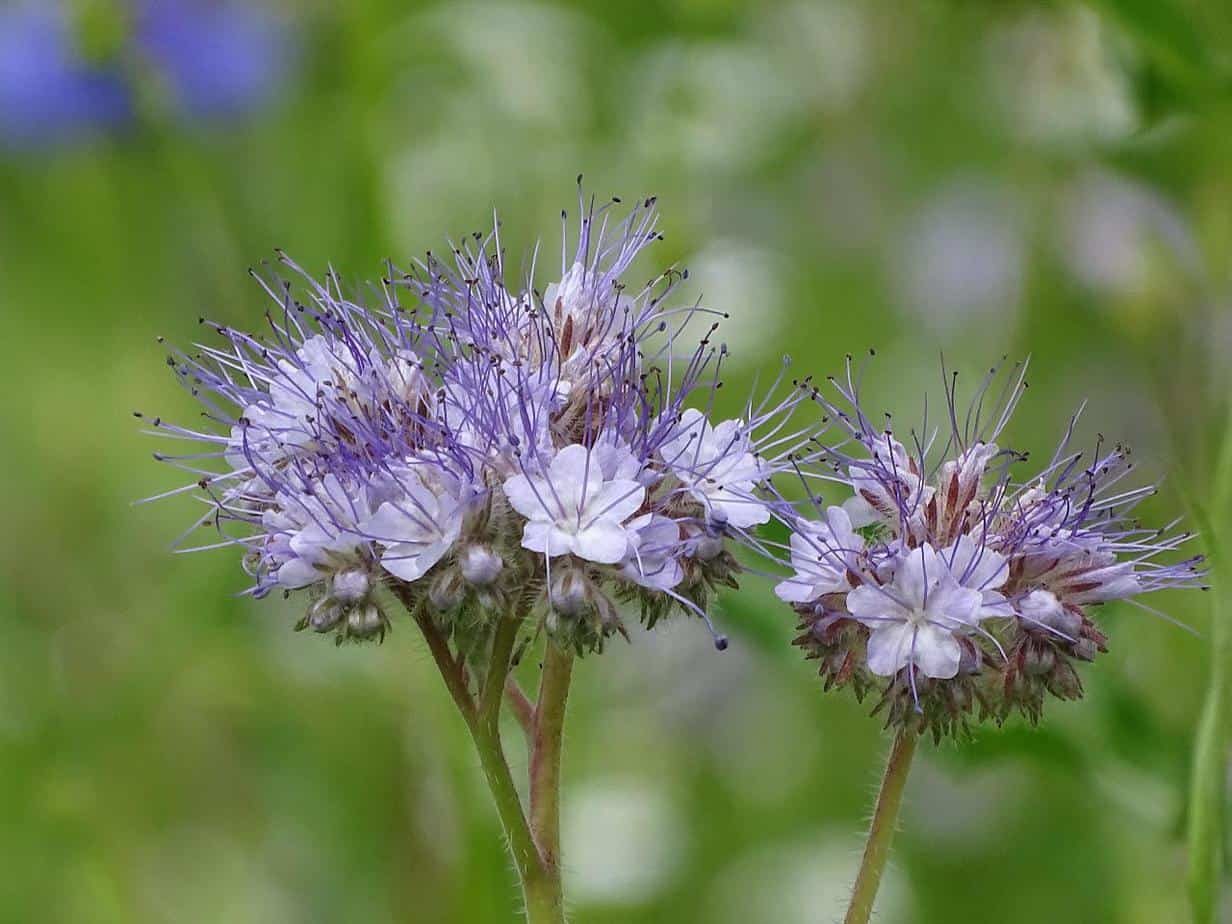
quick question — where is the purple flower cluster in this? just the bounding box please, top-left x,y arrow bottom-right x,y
146,193 -> 823,651
774,357 -> 1204,737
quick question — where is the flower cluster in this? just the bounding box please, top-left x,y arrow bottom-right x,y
774,357 -> 1204,739
144,192 -> 823,657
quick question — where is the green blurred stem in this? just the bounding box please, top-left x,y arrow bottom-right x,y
1187,426 -> 1232,924
1186,402 -> 1232,924
844,730 -> 918,924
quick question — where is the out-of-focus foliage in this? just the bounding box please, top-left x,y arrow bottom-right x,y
1,1 -> 1229,921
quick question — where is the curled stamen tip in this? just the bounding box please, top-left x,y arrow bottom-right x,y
713,635 -> 729,651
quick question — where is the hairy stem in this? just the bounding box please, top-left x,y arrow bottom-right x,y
394,586 -> 562,923
505,677 -> 536,741
528,641 -> 575,918
468,716 -> 558,922
480,614 -> 521,732
844,730 -> 918,924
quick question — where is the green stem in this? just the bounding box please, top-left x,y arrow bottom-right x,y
1188,552 -> 1230,923
528,641 -> 574,918
844,730 -> 918,924
468,715 -> 559,922
1186,405 -> 1232,924
393,587 -> 563,923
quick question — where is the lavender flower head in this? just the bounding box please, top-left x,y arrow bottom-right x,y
143,190 -> 825,656
774,357 -> 1203,739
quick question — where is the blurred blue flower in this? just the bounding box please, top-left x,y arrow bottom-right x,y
0,0 -> 294,150
135,0 -> 291,119
0,5 -> 131,147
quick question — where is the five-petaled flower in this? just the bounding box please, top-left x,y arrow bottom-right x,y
504,444 -> 646,564
658,409 -> 769,529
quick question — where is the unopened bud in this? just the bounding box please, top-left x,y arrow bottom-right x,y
309,597 -> 344,632
347,604 -> 386,639
958,639 -> 983,674
332,569 -> 370,604
691,534 -> 724,561
1023,645 -> 1055,676
429,569 -> 466,611
1071,637 -> 1099,662
459,545 -> 503,586
1019,589 -> 1083,638
1047,660 -> 1084,700
593,590 -> 620,628
550,569 -> 589,616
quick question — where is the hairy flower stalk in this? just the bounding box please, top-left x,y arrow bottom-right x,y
769,356 -> 1205,922
140,188 -> 826,921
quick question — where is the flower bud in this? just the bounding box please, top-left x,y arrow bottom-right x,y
331,569 -> 370,604
308,597 -> 344,632
429,568 -> 466,611
550,569 -> 589,616
459,544 -> 503,586
593,589 -> 621,629
1071,637 -> 1099,662
1046,659 -> 1084,700
957,638 -> 983,674
691,533 -> 724,561
347,603 -> 386,639
1023,645 -> 1055,676
1019,589 -> 1083,638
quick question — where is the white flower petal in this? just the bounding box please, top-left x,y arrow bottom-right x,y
585,479 -> 645,525
503,473 -> 548,519
866,622 -> 913,676
924,579 -> 983,628
847,585 -> 910,627
774,577 -> 822,603
895,543 -> 942,606
574,520 -> 633,564
710,489 -> 770,528
276,558 -> 321,589
912,624 -> 962,679
945,534 -> 1008,591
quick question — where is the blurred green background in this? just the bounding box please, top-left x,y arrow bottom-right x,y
2,0 -> 1230,921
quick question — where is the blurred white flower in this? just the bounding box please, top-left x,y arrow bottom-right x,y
385,1 -> 593,245
1059,169 -> 1200,298
629,40 -> 801,172
986,7 -> 1136,148
562,777 -> 684,907
416,1 -> 590,127
687,240 -> 786,365
905,758 -> 1027,849
762,0 -> 870,113
709,833 -> 912,924
891,177 -> 1024,335
711,680 -> 822,807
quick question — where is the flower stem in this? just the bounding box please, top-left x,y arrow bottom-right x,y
1187,549 -> 1230,923
1185,405 -> 1232,923
528,641 -> 574,919
392,586 -> 565,923
844,729 -> 918,924
468,708 -> 552,914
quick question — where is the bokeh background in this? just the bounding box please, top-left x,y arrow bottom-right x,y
2,0 -> 1230,921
